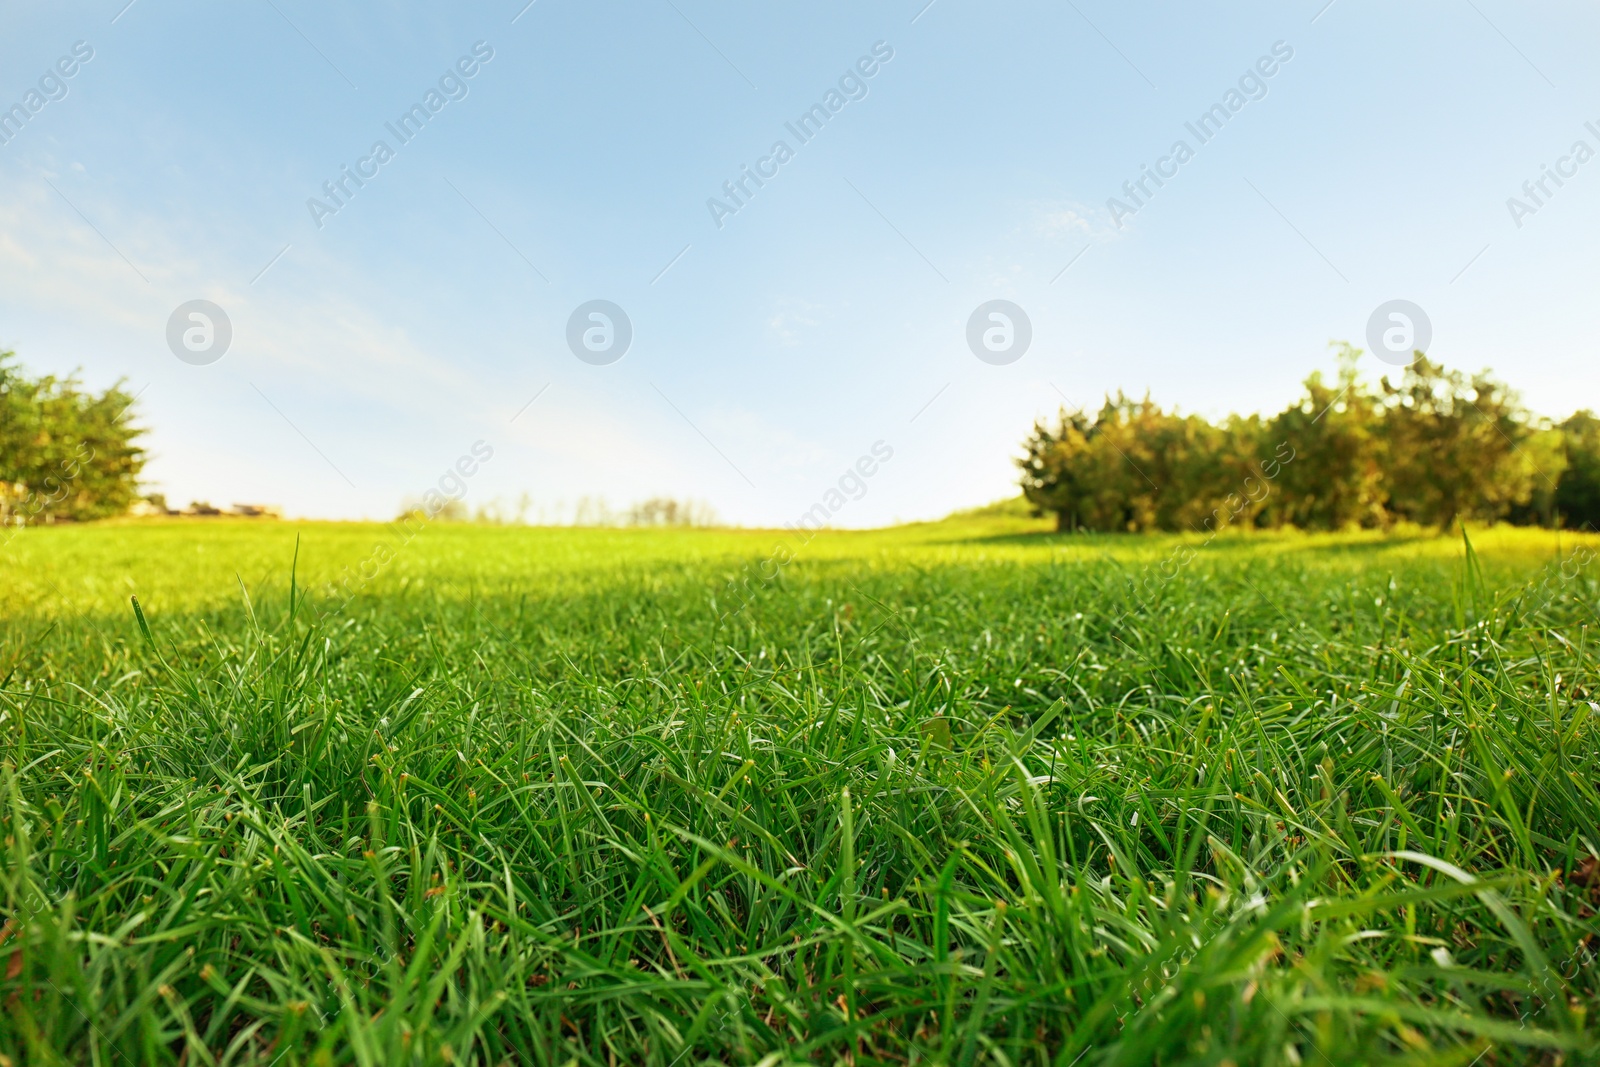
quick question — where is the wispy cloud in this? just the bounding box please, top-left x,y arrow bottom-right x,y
767,297 -> 822,348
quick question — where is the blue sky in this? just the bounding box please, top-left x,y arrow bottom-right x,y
3,0 -> 1598,525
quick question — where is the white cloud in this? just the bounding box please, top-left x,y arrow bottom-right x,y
1037,206 -> 1093,236
766,297 -> 822,348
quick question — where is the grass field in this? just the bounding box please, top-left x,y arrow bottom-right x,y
2,510 -> 1598,1065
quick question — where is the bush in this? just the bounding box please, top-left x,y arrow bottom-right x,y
1020,344 -> 1588,532
0,351 -> 146,525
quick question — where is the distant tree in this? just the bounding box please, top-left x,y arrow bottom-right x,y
1150,409 -> 1259,533
397,498 -> 467,523
626,497 -> 719,528
1378,358 -> 1534,528
1016,346 -> 1564,535
1020,397 -> 1259,533
1555,411 -> 1600,530
1021,398 -> 1169,532
1018,407 -> 1093,531
1504,426 -> 1569,528
572,496 -> 619,527
1263,344 -> 1386,529
0,351 -> 145,525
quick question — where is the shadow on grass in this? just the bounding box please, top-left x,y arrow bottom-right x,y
939,529 -> 1441,554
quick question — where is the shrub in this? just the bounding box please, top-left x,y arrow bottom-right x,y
1020,344 -> 1587,532
0,351 -> 145,525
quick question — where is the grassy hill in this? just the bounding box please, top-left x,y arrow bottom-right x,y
2,516 -> 1597,1063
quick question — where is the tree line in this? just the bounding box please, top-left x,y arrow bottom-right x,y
7,343 -> 1599,535
1018,344 -> 1600,533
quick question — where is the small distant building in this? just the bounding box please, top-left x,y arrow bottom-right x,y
230,503 -> 283,518
130,493 -> 179,517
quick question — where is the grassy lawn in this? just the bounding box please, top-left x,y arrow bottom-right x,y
1,513 -> 1598,1064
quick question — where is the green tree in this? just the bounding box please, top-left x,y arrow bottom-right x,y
0,351 -> 146,525
1018,406 -> 1094,531
1555,411 -> 1600,530
1074,395 -> 1166,531
1504,425 -> 1568,528
1378,358 -> 1535,528
1019,397 -> 1257,533
1263,344 -> 1386,529
1016,346 -> 1566,535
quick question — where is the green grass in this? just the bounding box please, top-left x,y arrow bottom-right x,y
1,513 -> 1598,1065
